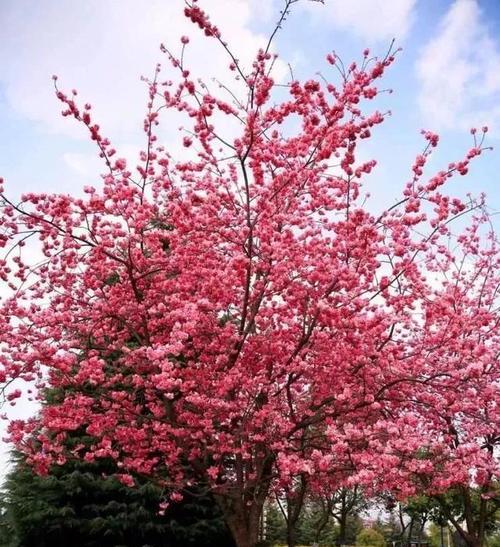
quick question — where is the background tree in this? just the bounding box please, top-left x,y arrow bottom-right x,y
430,486 -> 499,547
260,502 -> 287,545
429,523 -> 452,547
356,527 -> 387,547
379,502 -> 407,546
401,496 -> 434,545
384,488 -> 499,547
307,486 -> 367,545
0,449 -> 235,547
1,385 -> 234,547
274,473 -> 309,547
263,496 -> 350,547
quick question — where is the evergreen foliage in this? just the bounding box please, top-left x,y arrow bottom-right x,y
0,451 -> 234,547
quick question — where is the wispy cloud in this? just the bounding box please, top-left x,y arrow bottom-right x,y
416,0 -> 500,133
0,0 -> 275,143
301,0 -> 417,43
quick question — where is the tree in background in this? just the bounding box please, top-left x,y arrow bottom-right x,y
261,502 -> 287,545
384,488 -> 499,547
356,527 -> 387,547
430,486 -> 499,547
0,1 -> 498,546
308,486 -> 367,545
0,449 -> 235,547
274,473 -> 309,547
402,496 -> 434,545
0,388 -> 234,547
262,496 -> 361,547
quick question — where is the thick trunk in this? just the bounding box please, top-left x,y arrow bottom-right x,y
462,532 -> 483,547
214,450 -> 274,547
452,530 -> 483,547
439,497 -> 484,547
227,518 -> 259,547
223,504 -> 261,547
216,478 -> 271,547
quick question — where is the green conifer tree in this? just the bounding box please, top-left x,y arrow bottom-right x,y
0,450 -> 235,547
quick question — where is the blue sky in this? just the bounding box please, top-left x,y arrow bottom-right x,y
0,0 -> 499,477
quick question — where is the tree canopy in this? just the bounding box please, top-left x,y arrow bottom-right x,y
0,2 -> 498,547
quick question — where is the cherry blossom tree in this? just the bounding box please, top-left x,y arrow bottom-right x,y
399,290 -> 500,547
380,210 -> 500,547
0,2 -> 498,546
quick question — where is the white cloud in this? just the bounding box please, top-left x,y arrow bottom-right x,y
63,152 -> 103,178
301,0 -> 417,43
416,0 -> 500,133
0,0 -> 278,144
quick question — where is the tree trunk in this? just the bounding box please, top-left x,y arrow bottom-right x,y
286,525 -> 297,547
285,474 -> 307,547
451,529 -> 483,547
223,502 -> 262,547
314,507 -> 330,544
408,517 -> 415,545
436,494 -> 484,547
338,505 -> 347,544
418,518 -> 427,545
214,449 -> 274,547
